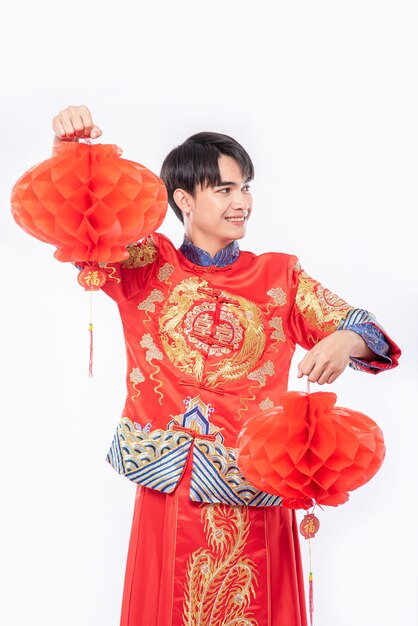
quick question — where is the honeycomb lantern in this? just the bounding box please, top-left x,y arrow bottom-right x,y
11,141 -> 168,263
236,391 -> 385,509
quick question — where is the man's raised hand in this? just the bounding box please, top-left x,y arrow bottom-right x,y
52,105 -> 102,142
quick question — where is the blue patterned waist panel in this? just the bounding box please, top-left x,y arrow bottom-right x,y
106,417 -> 282,507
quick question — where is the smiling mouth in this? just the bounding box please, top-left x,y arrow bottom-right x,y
225,211 -> 249,222
225,216 -> 247,222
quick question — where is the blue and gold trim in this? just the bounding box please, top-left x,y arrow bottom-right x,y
106,419 -> 193,493
337,307 -> 392,371
106,413 -> 282,507
191,441 -> 282,506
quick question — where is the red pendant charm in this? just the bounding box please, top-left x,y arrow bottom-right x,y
77,267 -> 107,291
300,514 -> 320,539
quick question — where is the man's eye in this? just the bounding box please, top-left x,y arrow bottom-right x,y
218,187 -> 230,193
243,185 -> 251,192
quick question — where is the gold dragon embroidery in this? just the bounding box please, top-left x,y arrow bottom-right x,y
121,237 -> 158,268
159,277 -> 265,388
295,271 -> 352,332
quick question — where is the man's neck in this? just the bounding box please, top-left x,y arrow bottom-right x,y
180,235 -> 240,268
183,234 -> 233,257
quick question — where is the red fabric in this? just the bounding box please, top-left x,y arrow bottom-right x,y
98,233 -> 400,625
101,233 -> 400,454
121,451 -> 307,626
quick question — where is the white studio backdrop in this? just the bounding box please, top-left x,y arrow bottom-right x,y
0,1 -> 416,625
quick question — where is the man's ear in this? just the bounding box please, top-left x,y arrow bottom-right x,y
173,188 -> 193,218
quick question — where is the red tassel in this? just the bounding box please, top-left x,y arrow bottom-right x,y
89,322 -> 93,377
309,570 -> 314,626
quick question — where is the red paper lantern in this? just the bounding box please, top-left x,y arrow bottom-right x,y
11,141 -> 167,263
236,391 -> 385,509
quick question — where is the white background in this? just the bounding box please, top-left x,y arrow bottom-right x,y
1,1 -> 416,625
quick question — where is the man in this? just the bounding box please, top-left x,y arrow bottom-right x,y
53,105 -> 400,626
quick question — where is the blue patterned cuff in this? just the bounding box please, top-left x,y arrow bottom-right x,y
337,308 -> 392,372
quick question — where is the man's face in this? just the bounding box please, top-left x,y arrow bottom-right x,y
180,155 -> 253,255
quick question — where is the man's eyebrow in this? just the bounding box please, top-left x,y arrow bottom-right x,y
215,180 -> 236,187
215,177 -> 252,187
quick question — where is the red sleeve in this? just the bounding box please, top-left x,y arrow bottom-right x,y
286,257 -> 401,371
287,257 -> 353,349
94,235 -> 159,303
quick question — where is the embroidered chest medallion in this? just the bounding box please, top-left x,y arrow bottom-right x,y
159,277 -> 265,388
184,302 -> 244,356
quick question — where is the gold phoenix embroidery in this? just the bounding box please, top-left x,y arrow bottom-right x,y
159,277 -> 266,388
140,333 -> 164,404
183,505 -> 258,626
295,271 -> 352,332
122,238 -> 158,268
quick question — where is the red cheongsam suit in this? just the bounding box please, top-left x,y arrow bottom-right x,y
101,233 -> 400,626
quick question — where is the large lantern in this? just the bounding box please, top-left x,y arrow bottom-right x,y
11,141 -> 167,264
236,391 -> 385,509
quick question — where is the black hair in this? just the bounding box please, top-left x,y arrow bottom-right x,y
160,131 -> 254,223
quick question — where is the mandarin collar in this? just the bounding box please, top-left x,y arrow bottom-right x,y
179,235 -> 240,268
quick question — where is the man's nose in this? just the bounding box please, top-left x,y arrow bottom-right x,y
230,191 -> 250,210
